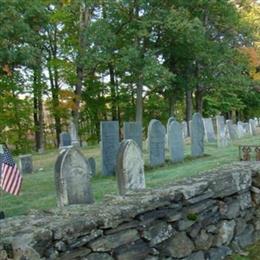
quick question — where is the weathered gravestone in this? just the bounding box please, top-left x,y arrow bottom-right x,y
216,115 -> 229,147
69,121 -> 80,147
19,154 -> 33,174
166,117 -> 176,150
123,122 -> 142,150
116,139 -> 145,195
148,119 -> 166,167
237,122 -> 245,138
181,121 -> 188,139
55,147 -> 93,207
100,121 -> 120,176
88,157 -> 96,177
59,132 -> 71,148
168,121 -> 184,162
191,113 -> 204,157
203,118 -> 216,143
226,120 -> 239,140
249,119 -> 257,136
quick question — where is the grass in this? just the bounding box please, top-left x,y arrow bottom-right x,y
1,134 -> 260,259
1,134 -> 260,217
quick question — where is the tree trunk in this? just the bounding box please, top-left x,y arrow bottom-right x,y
109,64 -> 117,120
33,69 -> 44,152
195,87 -> 204,114
136,82 -> 143,125
185,89 -> 193,136
168,93 -> 176,117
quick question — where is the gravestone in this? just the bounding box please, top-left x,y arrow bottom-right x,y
88,157 -> 96,177
181,121 -> 188,139
148,119 -> 166,167
55,147 -> 93,207
203,118 -> 216,143
165,117 -> 176,150
69,121 -> 80,147
249,119 -> 257,136
226,120 -> 239,140
216,116 -> 228,147
59,132 -> 71,148
19,154 -> 33,174
123,122 -> 142,150
237,122 -> 245,138
100,121 -> 120,176
191,113 -> 204,157
116,139 -> 145,195
168,121 -> 184,162
254,117 -> 259,127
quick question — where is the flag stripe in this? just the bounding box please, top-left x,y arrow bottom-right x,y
0,147 -> 22,196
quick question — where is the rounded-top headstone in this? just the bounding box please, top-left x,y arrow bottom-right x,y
168,121 -> 184,162
55,147 -> 94,207
148,119 -> 166,167
116,139 -> 145,195
19,154 -> 33,174
191,113 -> 204,157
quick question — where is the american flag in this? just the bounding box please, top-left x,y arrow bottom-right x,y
0,146 -> 22,196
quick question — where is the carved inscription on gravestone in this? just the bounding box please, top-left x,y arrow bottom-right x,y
148,119 -> 166,167
116,140 -> 145,195
55,147 -> 93,207
100,121 -> 120,176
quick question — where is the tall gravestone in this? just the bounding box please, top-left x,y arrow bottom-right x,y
123,122 -> 142,150
226,120 -> 239,140
166,117 -> 176,150
69,121 -> 80,147
168,121 -> 184,162
19,154 -> 33,174
181,121 -> 188,139
148,119 -> 166,167
55,147 -> 93,207
237,122 -> 245,138
191,113 -> 204,157
116,140 -> 145,195
100,121 -> 120,176
249,119 -> 257,136
216,116 -> 228,147
59,132 -> 71,148
203,118 -> 216,143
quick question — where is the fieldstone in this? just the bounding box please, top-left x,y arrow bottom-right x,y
191,113 -> 204,157
86,253 -> 113,260
116,139 -> 145,195
219,200 -> 240,219
203,118 -> 216,143
194,229 -> 213,251
238,192 -> 252,210
148,119 -> 166,167
123,122 -> 143,150
142,221 -> 174,246
235,218 -> 247,236
54,147 -> 94,207
114,239 -> 152,260
59,248 -> 91,260
215,220 -> 236,246
19,154 -> 33,174
100,121 -> 120,176
183,251 -> 205,260
235,224 -> 255,248
161,232 -> 195,258
207,246 -> 232,260
88,229 -> 139,252
168,121 -> 184,163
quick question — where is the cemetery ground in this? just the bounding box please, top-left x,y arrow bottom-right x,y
1,133 -> 260,218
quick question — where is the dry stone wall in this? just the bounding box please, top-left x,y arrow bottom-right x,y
1,162 -> 260,260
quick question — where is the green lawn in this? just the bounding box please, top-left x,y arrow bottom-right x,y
1,134 -> 260,259
1,134 -> 260,217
